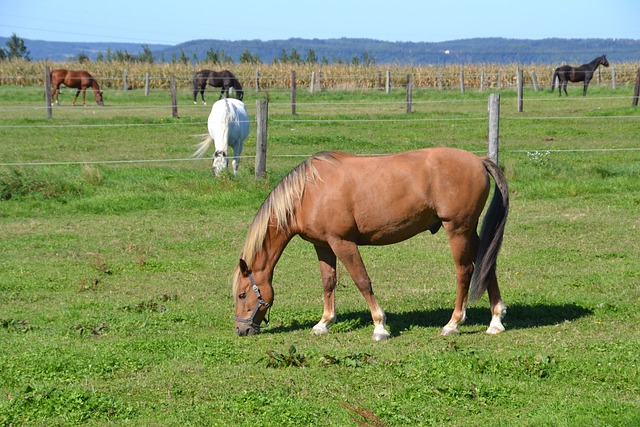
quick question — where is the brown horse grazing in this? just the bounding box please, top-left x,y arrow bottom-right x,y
50,69 -> 104,106
233,147 -> 509,340
551,54 -> 609,96
193,69 -> 243,105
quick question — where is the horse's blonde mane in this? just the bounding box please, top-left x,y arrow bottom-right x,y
232,151 -> 339,295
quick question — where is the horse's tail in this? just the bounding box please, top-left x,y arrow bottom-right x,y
469,158 -> 510,302
220,98 -> 232,146
193,134 -> 214,158
551,69 -> 558,91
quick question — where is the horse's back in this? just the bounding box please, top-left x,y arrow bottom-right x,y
207,99 -> 249,147
299,147 -> 490,244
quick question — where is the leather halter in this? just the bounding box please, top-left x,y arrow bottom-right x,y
234,272 -> 271,329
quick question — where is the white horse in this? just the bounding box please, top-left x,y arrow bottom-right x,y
193,98 -> 250,176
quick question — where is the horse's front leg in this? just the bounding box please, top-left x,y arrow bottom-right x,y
231,154 -> 240,175
72,89 -> 81,106
51,86 -> 60,106
583,79 -> 591,96
330,240 -> 390,341
311,246 -> 338,335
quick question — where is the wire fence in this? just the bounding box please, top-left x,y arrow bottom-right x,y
1,81 -> 639,168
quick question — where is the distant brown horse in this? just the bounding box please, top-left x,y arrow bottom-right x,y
232,147 -> 510,340
551,54 -> 609,96
50,69 -> 104,106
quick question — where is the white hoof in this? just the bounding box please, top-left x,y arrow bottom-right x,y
486,324 -> 505,335
372,325 -> 390,341
440,325 -> 460,336
311,324 -> 329,335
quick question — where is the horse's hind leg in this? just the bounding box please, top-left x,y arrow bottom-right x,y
311,246 -> 338,335
486,274 -> 506,334
441,230 -> 476,336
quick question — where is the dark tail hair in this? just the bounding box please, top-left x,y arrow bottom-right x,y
551,70 -> 558,91
469,158 -> 509,302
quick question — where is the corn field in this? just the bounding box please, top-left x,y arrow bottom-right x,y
1,59 -> 639,90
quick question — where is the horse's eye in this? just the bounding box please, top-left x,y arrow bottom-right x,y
238,292 -> 247,299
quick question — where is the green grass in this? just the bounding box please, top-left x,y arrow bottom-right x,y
1,84 -> 639,426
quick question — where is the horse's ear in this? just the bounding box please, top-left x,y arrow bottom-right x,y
238,259 -> 251,277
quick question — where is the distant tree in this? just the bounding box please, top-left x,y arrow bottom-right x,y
219,49 -> 233,64
96,52 -> 105,62
305,49 -> 317,64
105,47 -> 113,62
289,48 -> 301,64
3,33 -> 30,61
240,49 -> 260,64
76,52 -> 91,63
278,49 -> 289,64
360,51 -> 375,66
206,47 -> 220,64
179,49 -> 189,65
192,53 -> 198,64
137,44 -> 154,63
0,48 -> 6,60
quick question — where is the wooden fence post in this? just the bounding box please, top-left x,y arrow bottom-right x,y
385,70 -> 391,94
255,68 -> 260,92
145,72 -> 150,96
632,69 -> 640,107
406,74 -> 413,113
611,68 -> 616,90
488,93 -> 500,164
171,75 -> 179,118
44,66 -> 52,119
317,70 -> 322,92
310,71 -> 316,93
517,68 -> 523,113
255,99 -> 268,178
377,70 -> 382,90
530,70 -> 539,92
123,69 -> 129,91
437,68 -> 443,90
480,69 -> 485,91
291,70 -> 297,115
460,70 -> 465,93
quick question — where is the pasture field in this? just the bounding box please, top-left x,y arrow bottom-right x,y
1,81 -> 639,426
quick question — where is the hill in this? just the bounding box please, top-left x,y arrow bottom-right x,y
2,36 -> 639,64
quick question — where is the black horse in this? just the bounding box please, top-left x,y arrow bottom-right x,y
193,69 -> 244,104
551,54 -> 609,96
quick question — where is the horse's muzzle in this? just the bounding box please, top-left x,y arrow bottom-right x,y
235,323 -> 260,336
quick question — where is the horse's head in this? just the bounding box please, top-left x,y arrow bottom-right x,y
96,90 -> 104,106
233,259 -> 273,336
601,54 -> 609,67
212,150 -> 228,176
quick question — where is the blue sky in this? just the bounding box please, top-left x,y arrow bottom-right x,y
2,0 -> 639,45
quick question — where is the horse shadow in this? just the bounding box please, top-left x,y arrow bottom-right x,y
268,303 -> 593,336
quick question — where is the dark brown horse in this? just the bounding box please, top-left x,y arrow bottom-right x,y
232,147 -> 509,340
193,69 -> 243,104
50,69 -> 103,106
551,54 -> 609,96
